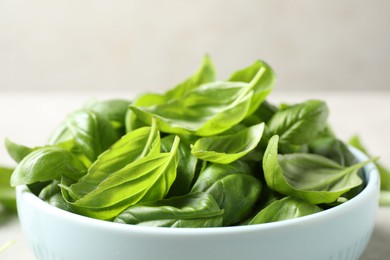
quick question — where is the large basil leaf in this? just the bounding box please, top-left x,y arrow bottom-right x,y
0,166 -> 16,212
130,67 -> 268,136
248,197 -> 323,225
268,100 -> 329,146
191,161 -> 262,225
263,135 -> 372,204
63,136 -> 180,220
161,135 -> 197,196
229,60 -> 276,117
65,109 -> 119,161
10,147 -> 87,187
69,121 -> 160,198
5,138 -> 35,163
114,192 -> 223,228
191,123 -> 264,164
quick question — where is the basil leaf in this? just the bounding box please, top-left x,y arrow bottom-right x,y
0,166 -> 16,212
38,180 -> 73,212
248,197 -> 323,225
64,136 -> 180,220
65,109 -> 119,161
69,120 -> 160,198
114,193 -> 223,228
229,60 -> 276,117
10,147 -> 87,187
164,54 -> 216,100
268,100 -> 329,146
84,99 -> 131,135
130,67 -> 268,136
263,135 -> 372,204
161,135 -> 197,197
191,123 -> 264,164
191,161 -> 262,225
4,138 -> 35,163
309,137 -> 358,166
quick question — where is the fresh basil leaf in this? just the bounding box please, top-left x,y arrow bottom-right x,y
263,135 -> 373,204
69,120 -> 160,198
0,166 -> 16,212
10,147 -> 87,187
309,137 -> 358,166
229,60 -> 276,117
161,135 -> 197,197
38,180 -> 73,212
114,192 -> 223,228
191,123 -> 264,164
268,100 -> 329,146
249,197 -> 323,225
164,54 -> 216,100
84,99 -> 131,135
191,161 -> 262,225
5,138 -> 35,163
63,136 -> 180,220
130,67 -> 267,136
65,109 -> 119,161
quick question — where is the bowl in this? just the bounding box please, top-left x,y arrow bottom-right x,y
16,148 -> 379,260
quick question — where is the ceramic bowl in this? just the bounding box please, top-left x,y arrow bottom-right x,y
16,148 -> 379,260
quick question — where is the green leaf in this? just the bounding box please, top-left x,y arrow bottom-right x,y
0,166 -> 16,212
263,135 -> 371,204
114,193 -> 224,228
69,120 -> 160,198
268,100 -> 329,146
65,109 -> 119,161
5,138 -> 35,163
248,197 -> 323,225
161,135 -> 197,197
130,67 -> 268,136
164,54 -> 216,100
191,123 -> 264,164
38,180 -> 73,212
229,60 -> 276,117
10,147 -> 87,187
64,136 -> 181,220
191,161 -> 262,225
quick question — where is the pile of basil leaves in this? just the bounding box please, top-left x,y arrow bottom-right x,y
2,56 -> 388,228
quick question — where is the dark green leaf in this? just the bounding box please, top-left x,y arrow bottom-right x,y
114,193 -> 223,228
191,161 -> 262,225
0,166 -> 16,212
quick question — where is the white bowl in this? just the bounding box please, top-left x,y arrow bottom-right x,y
16,148 -> 379,260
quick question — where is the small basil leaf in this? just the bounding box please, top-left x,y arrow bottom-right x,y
248,197 -> 323,225
0,166 -> 16,212
5,138 -> 35,163
161,135 -> 197,197
64,136 -> 180,220
70,120 -> 160,198
191,161 -> 262,225
263,135 -> 373,204
191,123 -> 264,164
38,180 -> 73,212
65,109 -> 119,161
114,193 -> 223,228
268,100 -> 329,146
229,60 -> 276,117
10,147 -> 87,187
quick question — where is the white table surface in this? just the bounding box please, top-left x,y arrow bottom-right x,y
0,91 -> 389,260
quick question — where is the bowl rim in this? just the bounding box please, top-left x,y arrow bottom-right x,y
16,147 -> 380,236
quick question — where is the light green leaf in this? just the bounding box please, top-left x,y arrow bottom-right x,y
64,136 -> 180,220
5,138 -> 35,163
114,193 -> 223,228
249,197 -> 323,225
0,166 -> 16,212
263,135 -> 372,204
191,123 -> 264,164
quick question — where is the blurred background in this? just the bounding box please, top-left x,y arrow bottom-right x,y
0,0 -> 389,93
